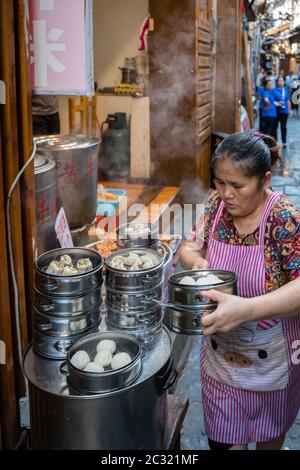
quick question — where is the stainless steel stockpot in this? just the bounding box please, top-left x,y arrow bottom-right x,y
34,286 -> 102,316
165,304 -> 216,335
33,306 -> 101,336
105,248 -> 164,292
35,248 -> 103,296
168,269 -> 237,307
61,331 -> 142,394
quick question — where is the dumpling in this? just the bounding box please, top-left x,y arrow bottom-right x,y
46,261 -> 64,275
97,340 -> 117,354
84,362 -> 104,373
206,274 -> 223,284
94,350 -> 113,367
179,276 -> 196,286
110,255 -> 127,269
128,263 -> 142,271
195,277 -> 212,286
111,352 -> 132,370
71,350 -> 90,370
61,266 -> 78,276
125,253 -> 142,266
60,255 -> 73,266
77,258 -> 93,274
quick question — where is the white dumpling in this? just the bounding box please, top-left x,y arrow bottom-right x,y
84,362 -> 104,373
111,352 -> 132,370
110,256 -> 127,268
76,258 -> 93,274
179,276 -> 196,285
46,261 -> 64,275
97,340 -> 117,354
71,350 -> 90,370
195,277 -> 212,286
125,253 -> 142,266
61,266 -> 78,276
60,255 -> 72,266
207,274 -> 223,284
128,263 -> 142,271
94,350 -> 113,367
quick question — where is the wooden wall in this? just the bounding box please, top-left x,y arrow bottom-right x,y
0,0 -> 35,449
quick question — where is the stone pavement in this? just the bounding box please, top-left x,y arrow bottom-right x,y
173,115 -> 300,450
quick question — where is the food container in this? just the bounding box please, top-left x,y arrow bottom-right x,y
34,248 -> 103,296
168,269 -> 237,307
117,222 -> 159,249
105,248 -> 164,292
165,305 -> 216,335
33,307 -> 101,336
34,287 -> 102,317
60,331 -> 142,394
105,281 -> 163,312
106,305 -> 163,330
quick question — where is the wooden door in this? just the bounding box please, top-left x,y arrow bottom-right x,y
196,0 -> 213,187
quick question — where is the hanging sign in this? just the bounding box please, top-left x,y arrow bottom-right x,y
29,0 -> 94,95
55,207 -> 74,248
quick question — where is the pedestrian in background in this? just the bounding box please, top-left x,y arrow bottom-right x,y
273,77 -> 291,147
261,78 -> 277,138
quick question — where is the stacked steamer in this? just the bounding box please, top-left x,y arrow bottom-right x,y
33,248 -> 103,359
105,223 -> 165,348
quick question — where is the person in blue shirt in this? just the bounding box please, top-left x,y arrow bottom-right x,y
257,84 -> 265,132
261,78 -> 277,139
273,77 -> 291,147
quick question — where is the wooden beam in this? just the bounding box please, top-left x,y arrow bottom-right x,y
213,0 -> 242,133
243,30 -> 254,128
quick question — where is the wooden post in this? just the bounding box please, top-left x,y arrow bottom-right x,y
213,0 -> 242,133
244,29 -> 254,128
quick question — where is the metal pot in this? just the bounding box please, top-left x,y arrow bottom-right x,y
32,323 -> 101,360
108,310 -> 164,348
24,327 -> 176,449
169,269 -> 237,307
34,287 -> 102,316
35,135 -> 100,230
33,307 -> 101,336
117,222 -> 159,249
106,305 -> 163,330
105,248 -> 164,292
35,248 -> 103,296
166,305 -> 216,335
34,153 -> 58,256
61,331 -> 142,394
105,281 -> 163,312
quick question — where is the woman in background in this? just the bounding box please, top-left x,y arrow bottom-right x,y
273,77 -> 291,147
261,78 -> 277,138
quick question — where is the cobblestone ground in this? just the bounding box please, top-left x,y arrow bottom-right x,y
175,115 -> 300,450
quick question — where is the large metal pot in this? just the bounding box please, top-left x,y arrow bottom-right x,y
105,281 -> 163,312
24,327 -> 176,450
61,331 -> 142,394
105,248 -> 164,292
106,304 -> 163,330
33,306 -> 101,337
34,287 -> 102,316
34,153 -> 58,255
32,322 -> 101,360
36,135 -> 100,230
169,269 -> 237,307
34,248 -> 103,296
117,222 -> 159,249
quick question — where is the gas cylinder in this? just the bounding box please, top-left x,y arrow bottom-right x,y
101,113 -> 130,180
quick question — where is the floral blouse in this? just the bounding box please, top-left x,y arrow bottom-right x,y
191,191 -> 300,292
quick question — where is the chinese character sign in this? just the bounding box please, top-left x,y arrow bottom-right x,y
29,0 -> 94,95
55,207 -> 74,248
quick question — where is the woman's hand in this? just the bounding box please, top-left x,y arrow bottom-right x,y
192,257 -> 209,270
200,289 -> 252,336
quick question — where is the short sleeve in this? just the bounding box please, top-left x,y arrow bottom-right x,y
272,197 -> 300,280
190,191 -> 221,248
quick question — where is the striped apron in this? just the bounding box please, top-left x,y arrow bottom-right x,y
201,191 -> 300,444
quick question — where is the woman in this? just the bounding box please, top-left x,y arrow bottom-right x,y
260,78 -> 277,138
273,77 -> 291,147
180,132 -> 300,450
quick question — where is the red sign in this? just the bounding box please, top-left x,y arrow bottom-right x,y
55,207 -> 74,248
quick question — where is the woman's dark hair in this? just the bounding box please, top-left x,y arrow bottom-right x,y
276,76 -> 285,87
211,132 -> 281,182
263,77 -> 272,88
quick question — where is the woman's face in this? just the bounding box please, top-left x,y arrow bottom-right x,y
265,81 -> 273,91
214,159 -> 270,217
278,77 -> 284,88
